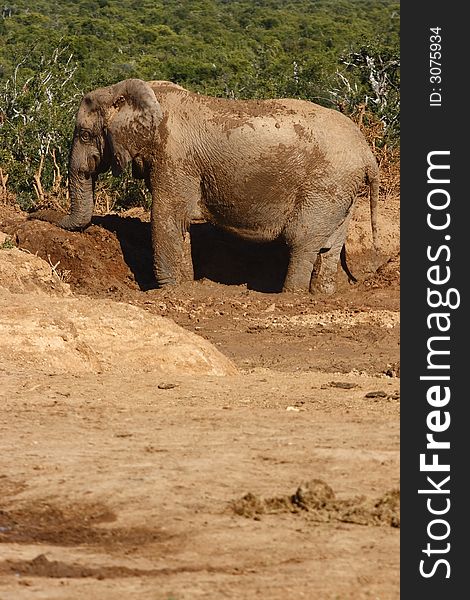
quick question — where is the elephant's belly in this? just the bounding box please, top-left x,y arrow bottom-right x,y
215,222 -> 282,242
203,198 -> 291,243
200,175 -> 296,242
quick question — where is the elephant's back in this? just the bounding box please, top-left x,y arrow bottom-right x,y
147,81 -> 358,132
188,95 -> 368,156
149,83 -> 366,152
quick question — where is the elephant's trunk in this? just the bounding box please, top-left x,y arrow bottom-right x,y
59,171 -> 95,231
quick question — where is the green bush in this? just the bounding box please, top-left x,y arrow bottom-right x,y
0,46 -> 81,208
328,43 -> 400,147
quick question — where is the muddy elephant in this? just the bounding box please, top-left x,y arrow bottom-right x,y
32,79 -> 379,294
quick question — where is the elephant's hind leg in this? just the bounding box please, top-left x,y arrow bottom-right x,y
309,213 -> 354,295
283,246 -> 321,292
282,224 -> 327,292
309,250 -> 339,295
282,208 -> 328,293
282,198 -> 356,294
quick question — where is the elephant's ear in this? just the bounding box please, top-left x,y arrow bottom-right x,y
105,79 -> 163,175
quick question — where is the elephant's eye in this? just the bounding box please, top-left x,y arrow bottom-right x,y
80,130 -> 92,143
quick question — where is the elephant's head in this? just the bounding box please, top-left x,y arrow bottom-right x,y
60,78 -> 163,230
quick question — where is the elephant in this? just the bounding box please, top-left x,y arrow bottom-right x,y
32,78 -> 379,294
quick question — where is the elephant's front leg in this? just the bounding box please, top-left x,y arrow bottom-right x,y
150,193 -> 193,288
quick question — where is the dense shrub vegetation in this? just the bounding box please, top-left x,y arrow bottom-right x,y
0,0 -> 399,210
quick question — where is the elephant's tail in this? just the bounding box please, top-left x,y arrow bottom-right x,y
340,244 -> 357,284
367,164 -> 379,250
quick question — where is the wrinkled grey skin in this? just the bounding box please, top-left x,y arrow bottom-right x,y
32,79 -> 379,294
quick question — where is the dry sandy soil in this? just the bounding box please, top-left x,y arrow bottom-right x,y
0,192 -> 399,599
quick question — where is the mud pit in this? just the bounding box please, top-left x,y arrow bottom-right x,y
0,195 -> 399,599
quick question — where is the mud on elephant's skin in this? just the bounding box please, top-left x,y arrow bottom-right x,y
30,78 -> 379,294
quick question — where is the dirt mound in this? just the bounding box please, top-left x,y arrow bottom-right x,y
0,219 -> 237,377
231,479 -> 400,528
0,287 -> 237,376
0,243 -> 71,296
9,217 -> 146,298
362,252 -> 400,289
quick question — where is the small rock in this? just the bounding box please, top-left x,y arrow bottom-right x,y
364,390 -> 388,399
292,479 -> 335,510
158,382 -> 178,390
328,381 -> 358,389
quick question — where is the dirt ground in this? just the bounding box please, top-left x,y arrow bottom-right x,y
0,192 -> 399,599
